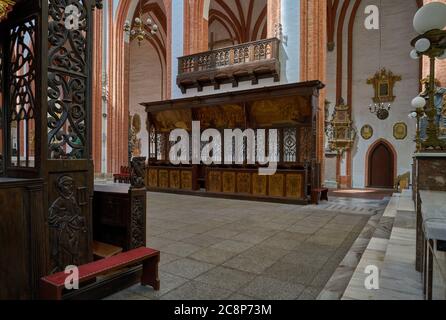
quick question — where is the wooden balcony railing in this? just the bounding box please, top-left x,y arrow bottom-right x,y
177,38 -> 281,93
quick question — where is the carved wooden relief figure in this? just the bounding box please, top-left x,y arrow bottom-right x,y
131,157 -> 146,189
49,175 -> 87,273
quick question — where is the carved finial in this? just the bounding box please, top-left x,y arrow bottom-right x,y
130,157 -> 147,189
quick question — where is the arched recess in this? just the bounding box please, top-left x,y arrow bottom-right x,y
109,0 -> 169,173
184,0 -> 279,54
365,139 -> 397,189
207,0 -> 267,50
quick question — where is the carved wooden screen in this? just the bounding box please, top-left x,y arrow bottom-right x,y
47,1 -> 89,160
46,0 -> 96,273
7,17 -> 37,169
149,125 -> 156,160
283,128 -> 297,163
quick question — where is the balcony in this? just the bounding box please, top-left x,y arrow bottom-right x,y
177,38 -> 281,93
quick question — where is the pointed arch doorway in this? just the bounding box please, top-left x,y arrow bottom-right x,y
366,139 -> 396,189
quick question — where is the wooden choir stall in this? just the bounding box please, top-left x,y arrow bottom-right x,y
0,0 -> 158,300
142,82 -> 324,205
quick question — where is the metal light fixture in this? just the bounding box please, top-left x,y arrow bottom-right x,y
124,1 -> 158,47
0,0 -> 15,22
410,2 -> 446,151
369,102 -> 391,120
409,106 -> 426,153
368,0 -> 393,121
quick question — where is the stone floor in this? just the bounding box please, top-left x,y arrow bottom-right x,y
106,193 -> 388,300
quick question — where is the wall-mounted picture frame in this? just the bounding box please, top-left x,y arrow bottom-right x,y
361,124 -> 374,140
393,122 -> 407,140
367,68 -> 402,103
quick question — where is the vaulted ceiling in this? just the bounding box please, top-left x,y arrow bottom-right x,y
208,0 -> 267,49
132,0 -> 167,61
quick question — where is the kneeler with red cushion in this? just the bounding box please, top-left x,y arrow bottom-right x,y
40,247 -> 160,300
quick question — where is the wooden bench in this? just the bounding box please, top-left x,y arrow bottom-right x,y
311,188 -> 329,205
40,247 -> 160,300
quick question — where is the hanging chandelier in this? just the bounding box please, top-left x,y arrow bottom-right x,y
369,102 -> 391,120
0,0 -> 15,22
124,1 -> 158,46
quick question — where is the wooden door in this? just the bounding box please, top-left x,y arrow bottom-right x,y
369,142 -> 394,188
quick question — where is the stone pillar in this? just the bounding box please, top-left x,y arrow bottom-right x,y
267,0 -> 281,38
300,0 -> 327,168
184,0 -> 208,55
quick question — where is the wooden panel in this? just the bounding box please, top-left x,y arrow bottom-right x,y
286,173 -> 304,199
47,172 -> 92,273
222,172 -> 236,193
148,169 -> 158,188
269,174 -> 285,197
181,171 -> 193,190
252,174 -> 267,196
208,171 -> 222,193
159,170 -> 169,189
0,188 -> 30,299
169,170 -> 180,189
237,173 -> 251,194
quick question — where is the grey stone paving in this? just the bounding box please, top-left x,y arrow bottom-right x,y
106,193 -> 387,300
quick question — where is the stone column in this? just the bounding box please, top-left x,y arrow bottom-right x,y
267,0 -> 281,38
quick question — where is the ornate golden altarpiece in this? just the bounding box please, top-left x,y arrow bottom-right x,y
142,81 -> 324,204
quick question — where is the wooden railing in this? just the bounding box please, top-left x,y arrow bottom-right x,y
177,38 -> 281,92
178,38 -> 280,74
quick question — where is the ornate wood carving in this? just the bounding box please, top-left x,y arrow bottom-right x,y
197,105 -> 245,129
130,156 -> 146,189
129,193 -> 145,249
250,96 -> 311,126
47,0 -> 90,160
48,175 -> 88,273
367,68 -> 401,103
299,127 -> 312,164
